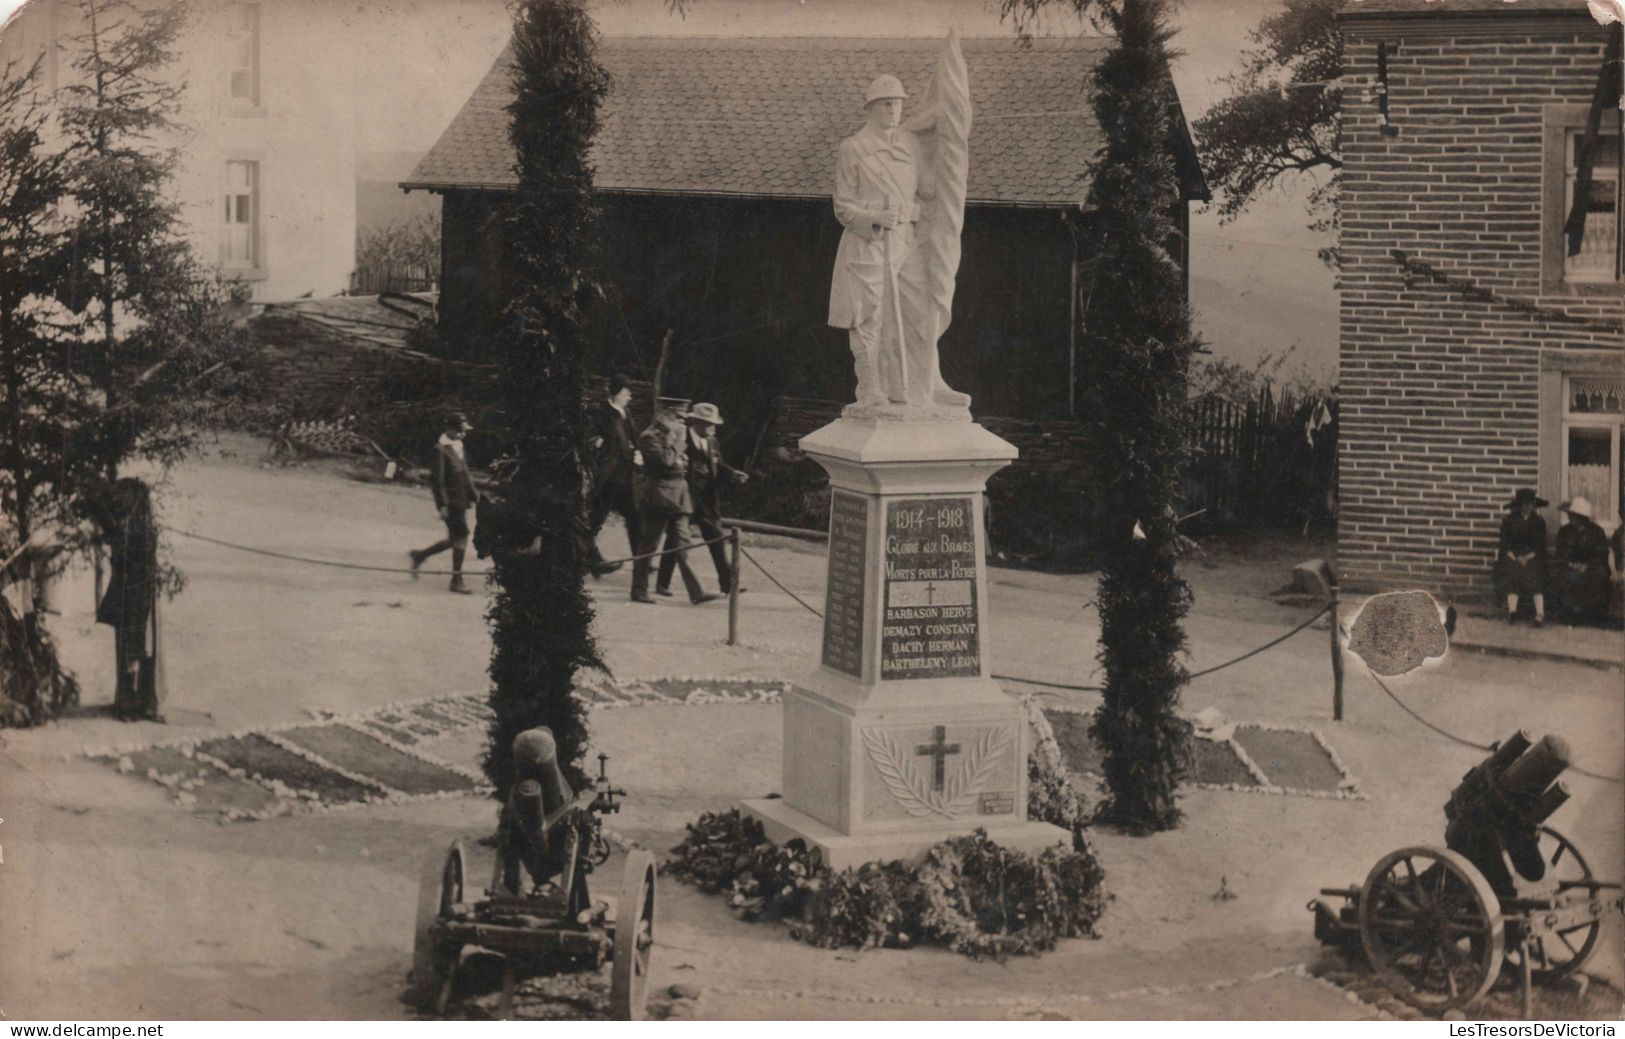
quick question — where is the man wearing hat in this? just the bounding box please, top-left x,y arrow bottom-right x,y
1554,496 -> 1611,625
410,411 -> 481,594
829,53 -> 972,413
657,402 -> 749,597
631,405 -> 719,606
1496,488 -> 1548,625
829,73 -> 923,410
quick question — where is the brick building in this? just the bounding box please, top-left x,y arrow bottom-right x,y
1336,0 -> 1623,600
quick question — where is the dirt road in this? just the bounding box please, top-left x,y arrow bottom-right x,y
2,441 -> 1619,1020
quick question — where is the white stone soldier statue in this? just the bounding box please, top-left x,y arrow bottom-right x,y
829,33 -> 974,416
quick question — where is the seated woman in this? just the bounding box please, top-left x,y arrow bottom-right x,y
1554,497 -> 1611,626
1495,488 -> 1547,625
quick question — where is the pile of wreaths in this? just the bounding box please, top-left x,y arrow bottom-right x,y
667,751 -> 1106,960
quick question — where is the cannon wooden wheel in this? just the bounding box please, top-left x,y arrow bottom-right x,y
1505,826 -> 1602,983
409,841 -> 465,1012
610,850 -> 656,1021
1359,846 -> 1505,1012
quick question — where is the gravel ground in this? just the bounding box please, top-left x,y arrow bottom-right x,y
1,435 -> 1620,1021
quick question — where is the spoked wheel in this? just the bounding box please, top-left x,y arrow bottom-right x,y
409,841 -> 466,1012
1505,826 -> 1602,982
1359,846 -> 1505,1012
610,849 -> 656,1021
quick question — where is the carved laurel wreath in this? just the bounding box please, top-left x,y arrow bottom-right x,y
862,726 -> 1011,819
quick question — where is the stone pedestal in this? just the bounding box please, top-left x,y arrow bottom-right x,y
741,418 -> 1069,870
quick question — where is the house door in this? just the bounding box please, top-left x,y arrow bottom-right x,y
1562,375 -> 1623,530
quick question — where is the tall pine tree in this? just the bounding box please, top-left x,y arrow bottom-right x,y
58,0 -> 243,481
1075,0 -> 1201,833
0,57 -> 86,726
483,0 -> 609,796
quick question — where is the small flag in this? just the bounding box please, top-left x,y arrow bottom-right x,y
1132,520 -> 1146,541
1305,402 -> 1334,447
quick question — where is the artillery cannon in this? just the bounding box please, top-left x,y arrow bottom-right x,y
1311,731 -> 1621,1016
410,730 -> 655,1020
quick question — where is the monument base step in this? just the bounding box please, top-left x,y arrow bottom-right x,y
738,797 -> 1072,872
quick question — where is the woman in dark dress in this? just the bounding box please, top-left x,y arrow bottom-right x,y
1554,496 -> 1611,626
91,478 -> 163,722
1496,488 -> 1547,625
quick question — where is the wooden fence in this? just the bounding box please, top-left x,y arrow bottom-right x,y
349,261 -> 436,296
1182,387 -> 1338,528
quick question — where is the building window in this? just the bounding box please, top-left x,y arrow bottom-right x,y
222,160 -> 259,269
225,3 -> 260,107
1562,375 -> 1623,528
1562,129 -> 1622,284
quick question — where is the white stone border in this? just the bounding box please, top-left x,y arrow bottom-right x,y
1026,702 -> 1366,801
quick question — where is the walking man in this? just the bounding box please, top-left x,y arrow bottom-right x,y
657,402 -> 748,596
631,406 -> 720,606
410,411 -> 480,594
586,374 -> 640,577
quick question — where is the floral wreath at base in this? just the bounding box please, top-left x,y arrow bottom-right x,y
667,725 -> 1105,961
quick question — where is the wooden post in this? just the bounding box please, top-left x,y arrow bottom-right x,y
727,528 -> 740,647
1329,580 -> 1344,721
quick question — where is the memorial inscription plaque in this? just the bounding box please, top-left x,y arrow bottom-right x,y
821,490 -> 869,677
880,496 -> 980,680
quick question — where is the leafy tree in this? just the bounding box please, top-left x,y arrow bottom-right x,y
483,0 -> 609,795
1189,0 -> 1341,265
0,56 -> 85,725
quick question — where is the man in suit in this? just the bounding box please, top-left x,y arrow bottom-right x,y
657,402 -> 749,596
631,406 -> 720,605
585,373 -> 640,577
410,411 -> 481,594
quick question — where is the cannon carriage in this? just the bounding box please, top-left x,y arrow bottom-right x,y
410,731 -> 655,1020
1311,731 -> 1621,1016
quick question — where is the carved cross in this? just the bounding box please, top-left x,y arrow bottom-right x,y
923,580 -> 938,604
915,725 -> 961,792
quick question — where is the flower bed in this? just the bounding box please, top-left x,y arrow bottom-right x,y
278,724 -> 480,796
1233,724 -> 1351,794
197,733 -> 387,804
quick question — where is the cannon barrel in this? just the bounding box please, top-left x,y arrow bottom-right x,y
1484,729 -> 1533,777
513,727 -> 574,812
1500,734 -> 1572,806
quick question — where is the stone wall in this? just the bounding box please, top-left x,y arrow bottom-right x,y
1336,8 -> 1622,600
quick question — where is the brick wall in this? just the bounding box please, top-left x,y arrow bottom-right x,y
1337,9 -> 1622,601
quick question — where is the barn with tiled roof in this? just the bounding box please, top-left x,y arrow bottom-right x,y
406,35 -> 1206,423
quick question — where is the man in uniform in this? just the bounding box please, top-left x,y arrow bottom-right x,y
631,406 -> 720,606
656,402 -> 748,597
828,66 -> 971,411
409,411 -> 480,594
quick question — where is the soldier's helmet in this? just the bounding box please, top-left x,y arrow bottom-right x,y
864,74 -> 908,105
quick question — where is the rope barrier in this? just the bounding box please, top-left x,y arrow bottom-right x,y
738,543 -> 827,618
1188,602 -> 1332,679
164,521 -> 1625,783
165,525 -> 738,577
740,542 -> 1331,689
1342,624 -> 1625,785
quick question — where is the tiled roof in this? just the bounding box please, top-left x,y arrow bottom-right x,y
405,35 -> 1207,207
1340,0 -> 1593,18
